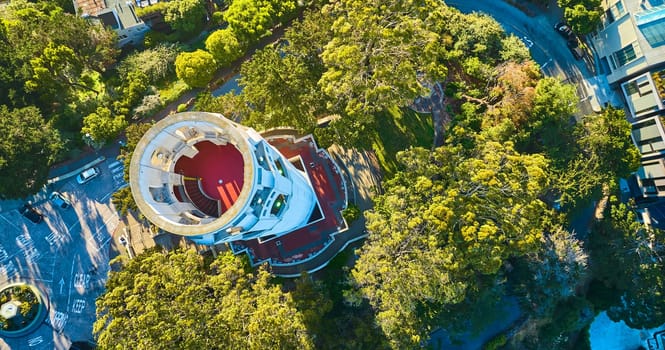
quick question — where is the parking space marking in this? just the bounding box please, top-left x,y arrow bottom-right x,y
45,230 -> 65,246
27,336 -> 43,347
0,261 -> 17,280
16,234 -> 33,247
0,212 -> 21,231
0,245 -> 8,261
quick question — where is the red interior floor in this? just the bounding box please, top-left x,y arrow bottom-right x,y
174,140 -> 244,212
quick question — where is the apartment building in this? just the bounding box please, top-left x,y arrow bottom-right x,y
590,0 -> 665,200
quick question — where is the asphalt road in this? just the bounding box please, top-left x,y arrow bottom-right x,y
445,0 -> 597,116
0,158 -> 126,350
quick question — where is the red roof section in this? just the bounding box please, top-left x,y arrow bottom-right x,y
231,135 -> 347,265
175,141 -> 244,212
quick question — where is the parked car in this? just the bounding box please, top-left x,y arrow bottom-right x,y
554,22 -> 575,40
76,167 -> 100,184
567,39 -> 585,60
20,204 -> 44,224
50,192 -> 71,209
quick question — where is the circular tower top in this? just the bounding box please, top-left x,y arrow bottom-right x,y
129,112 -> 255,237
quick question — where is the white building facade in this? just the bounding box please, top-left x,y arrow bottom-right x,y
129,112 -> 317,245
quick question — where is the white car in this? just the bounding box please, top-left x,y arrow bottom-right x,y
76,167 -> 100,184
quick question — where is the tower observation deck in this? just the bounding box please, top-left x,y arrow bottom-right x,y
129,112 -> 317,246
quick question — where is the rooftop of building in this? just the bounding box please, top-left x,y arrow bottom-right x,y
230,134 -> 349,271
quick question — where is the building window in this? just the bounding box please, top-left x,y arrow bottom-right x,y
636,5 -> 665,48
612,42 -> 640,68
600,56 -> 612,74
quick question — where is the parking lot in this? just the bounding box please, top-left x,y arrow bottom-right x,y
0,158 -> 127,349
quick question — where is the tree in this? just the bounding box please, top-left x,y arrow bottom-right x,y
82,107 -> 128,145
117,44 -> 180,85
512,227 -> 588,317
578,106 -> 640,180
175,50 -> 216,88
224,0 -> 296,43
205,29 -> 244,67
563,3 -> 601,35
588,198 -> 665,329
351,139 -> 551,347
239,47 -> 321,130
0,105 -> 63,198
319,0 -> 447,118
519,77 -> 578,159
164,0 -> 207,37
25,43 -> 96,96
94,249 -> 315,349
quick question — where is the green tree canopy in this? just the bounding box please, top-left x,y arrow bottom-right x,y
164,0 -> 207,37
351,138 -> 551,347
82,107 -> 128,145
0,0 -> 117,110
589,198 -> 665,329
94,249 -> 315,349
224,0 -> 296,43
239,47 -> 322,130
0,105 -> 63,198
319,0 -> 447,118
175,50 -> 216,88
205,28 -> 244,67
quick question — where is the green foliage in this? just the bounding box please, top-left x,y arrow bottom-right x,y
558,0 -> 601,35
82,107 -> 128,145
177,103 -> 188,112
564,3 -> 601,35
94,249 -> 315,349
137,0 -> 206,39
111,186 -> 138,216
588,197 -> 665,329
193,91 -> 251,121
164,0 -> 208,37
342,203 -> 361,223
205,28 -> 244,67
351,139 -> 550,347
240,47 -> 321,130
0,0 -> 117,112
484,334 -> 507,350
224,0 -> 297,43
320,0 -> 447,118
578,107 -> 640,179
370,107 -> 433,176
0,105 -> 63,198
118,44 -> 180,86
175,50 -> 217,88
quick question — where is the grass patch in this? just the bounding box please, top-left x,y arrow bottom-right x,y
157,79 -> 191,105
371,106 -> 433,177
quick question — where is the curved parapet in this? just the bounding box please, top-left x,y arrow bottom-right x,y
130,112 -> 316,245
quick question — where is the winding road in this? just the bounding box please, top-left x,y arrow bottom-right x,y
445,0 -> 599,115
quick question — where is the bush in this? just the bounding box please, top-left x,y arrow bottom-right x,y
177,103 -> 188,112
342,203 -> 361,223
484,334 -> 507,350
133,94 -> 164,120
118,44 -> 180,85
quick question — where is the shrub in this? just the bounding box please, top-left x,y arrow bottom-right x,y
342,203 -> 361,223
484,334 -> 507,350
177,103 -> 188,112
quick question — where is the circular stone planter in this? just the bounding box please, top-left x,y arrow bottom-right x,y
0,282 -> 48,338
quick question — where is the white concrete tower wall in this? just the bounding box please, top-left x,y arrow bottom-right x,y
129,112 -> 317,245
